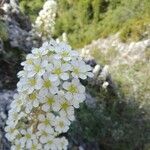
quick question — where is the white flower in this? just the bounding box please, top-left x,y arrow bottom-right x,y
5,125 -> 19,141
51,61 -> 71,80
17,76 -> 43,94
10,94 -> 24,112
17,70 -> 27,78
33,0 -> 57,40
20,128 -> 36,148
63,79 -> 85,94
25,91 -> 40,113
63,79 -> 86,108
71,59 -> 93,79
26,59 -> 47,77
38,113 -> 55,131
21,54 -> 35,68
44,136 -> 58,150
11,140 -> 22,150
37,128 -> 54,144
99,65 -> 109,80
40,93 -> 58,112
51,92 -> 69,110
32,47 -> 48,58
53,42 -> 79,61
30,139 -> 42,150
7,110 -> 26,126
40,73 -> 59,95
59,108 -> 75,121
102,81 -> 109,89
57,137 -> 68,150
54,116 -> 70,133
93,64 -> 101,76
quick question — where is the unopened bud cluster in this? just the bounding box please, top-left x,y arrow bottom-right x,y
32,0 -> 57,41
5,39 -> 93,150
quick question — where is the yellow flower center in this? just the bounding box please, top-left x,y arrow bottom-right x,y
68,84 -> 77,93
42,131 -> 48,137
47,97 -> 55,105
43,80 -> 52,88
29,78 -> 36,86
31,144 -> 37,150
27,59 -> 33,64
53,68 -> 62,75
62,51 -> 69,57
44,119 -> 50,125
61,101 -> 70,111
29,92 -> 37,101
16,145 -> 21,150
48,140 -> 53,145
48,51 -> 53,56
26,133 -> 31,139
73,68 -> 79,74
10,128 -> 15,134
34,65 -> 41,73
59,121 -> 64,128
16,100 -> 22,106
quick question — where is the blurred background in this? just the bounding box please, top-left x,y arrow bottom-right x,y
0,0 -> 150,149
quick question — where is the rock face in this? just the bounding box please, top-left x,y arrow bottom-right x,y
0,90 -> 15,150
81,33 -> 150,66
1,0 -> 41,52
0,38 -> 4,52
0,0 -> 42,89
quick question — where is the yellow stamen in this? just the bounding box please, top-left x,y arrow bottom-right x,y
43,80 -> 52,88
68,84 -> 77,93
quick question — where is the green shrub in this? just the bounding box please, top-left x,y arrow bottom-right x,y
54,0 -> 150,47
69,85 -> 150,150
120,17 -> 150,42
18,0 -> 150,47
110,59 -> 150,112
19,0 -> 44,21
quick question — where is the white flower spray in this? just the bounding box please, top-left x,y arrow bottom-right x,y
5,39 -> 93,150
32,0 -> 57,41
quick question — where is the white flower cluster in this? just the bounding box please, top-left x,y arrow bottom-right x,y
33,0 -> 57,41
92,64 -> 109,89
5,39 -> 93,150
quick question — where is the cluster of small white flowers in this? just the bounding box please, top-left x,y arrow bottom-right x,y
5,39 -> 93,150
32,0 -> 57,41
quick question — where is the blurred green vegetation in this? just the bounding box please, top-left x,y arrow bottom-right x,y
19,0 -> 150,48
54,0 -> 150,48
111,60 -> 150,110
91,46 -> 150,111
120,17 -> 150,42
69,84 -> 150,150
19,0 -> 44,21
81,45 -> 150,149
